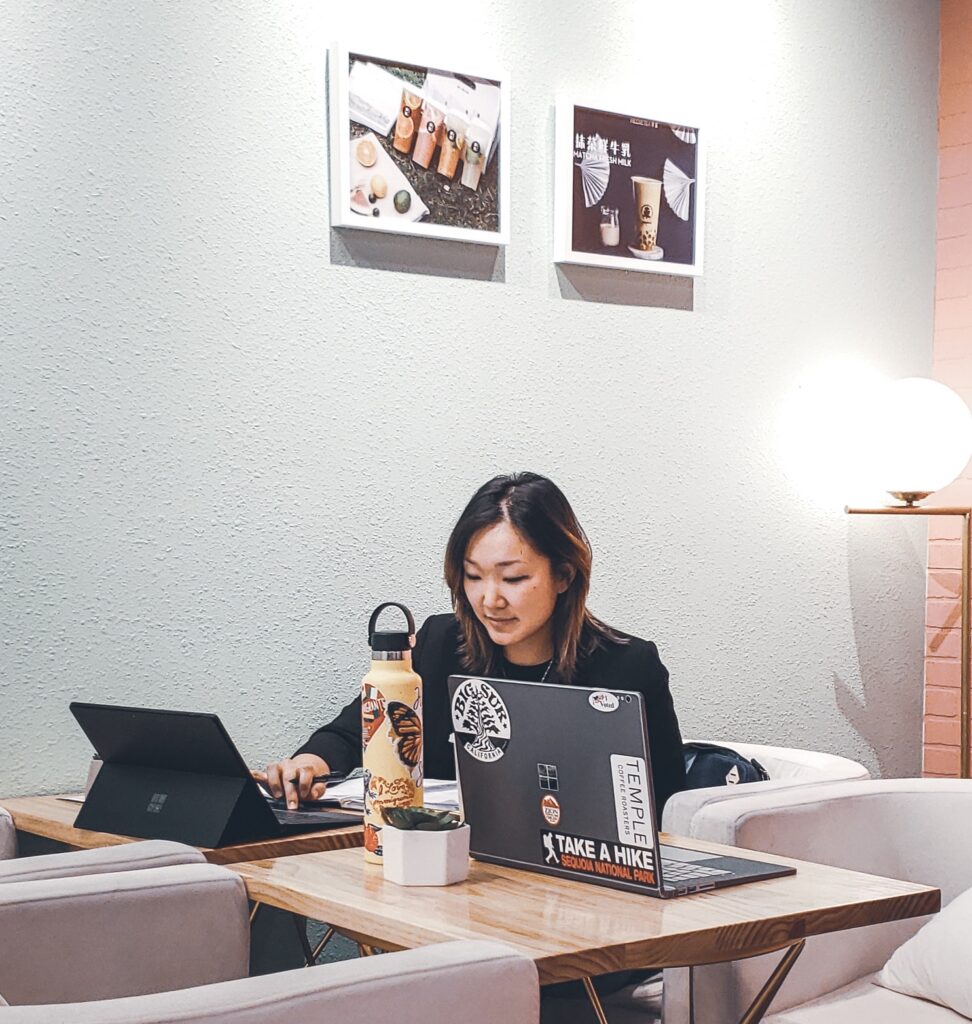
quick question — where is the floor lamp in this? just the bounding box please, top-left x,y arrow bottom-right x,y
845,377 -> 972,779
844,504 -> 971,778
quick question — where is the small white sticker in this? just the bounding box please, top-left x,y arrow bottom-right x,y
589,690 -> 620,713
451,678 -> 512,763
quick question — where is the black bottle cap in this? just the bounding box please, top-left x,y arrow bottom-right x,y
370,629 -> 413,652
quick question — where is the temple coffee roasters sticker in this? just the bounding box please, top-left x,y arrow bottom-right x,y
451,678 -> 511,763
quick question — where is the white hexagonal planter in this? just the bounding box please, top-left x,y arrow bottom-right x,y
382,824 -> 471,886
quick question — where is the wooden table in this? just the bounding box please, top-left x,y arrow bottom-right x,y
234,836 -> 939,1023
0,795 -> 364,865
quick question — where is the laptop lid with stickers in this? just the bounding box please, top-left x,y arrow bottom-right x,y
448,675 -> 667,896
448,675 -> 796,898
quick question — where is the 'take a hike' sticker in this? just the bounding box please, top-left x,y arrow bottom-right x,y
540,829 -> 656,886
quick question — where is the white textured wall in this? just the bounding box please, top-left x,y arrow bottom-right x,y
1,0 -> 938,795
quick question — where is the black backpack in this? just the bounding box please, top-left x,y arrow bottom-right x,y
682,742 -> 770,789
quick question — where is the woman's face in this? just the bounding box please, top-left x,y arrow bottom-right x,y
463,519 -> 568,665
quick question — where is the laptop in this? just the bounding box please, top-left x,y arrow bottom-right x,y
70,702 -> 361,848
447,676 -> 795,898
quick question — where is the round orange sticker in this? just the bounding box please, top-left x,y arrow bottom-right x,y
541,794 -> 561,826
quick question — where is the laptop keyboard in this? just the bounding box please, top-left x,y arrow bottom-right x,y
273,808 -> 318,825
660,858 -> 731,881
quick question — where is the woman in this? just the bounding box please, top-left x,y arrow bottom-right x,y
258,472 -> 685,817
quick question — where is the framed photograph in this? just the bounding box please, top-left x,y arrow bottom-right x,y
554,99 -> 705,276
328,45 -> 510,246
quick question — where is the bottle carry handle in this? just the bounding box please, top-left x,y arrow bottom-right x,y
368,601 -> 416,645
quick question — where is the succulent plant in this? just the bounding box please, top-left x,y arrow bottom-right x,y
380,806 -> 462,831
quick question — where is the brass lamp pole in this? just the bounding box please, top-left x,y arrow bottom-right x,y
845,505 -> 972,778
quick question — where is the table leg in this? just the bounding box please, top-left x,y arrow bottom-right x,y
306,925 -> 337,967
248,901 -> 262,925
580,977 -> 610,1024
736,940 -> 805,1024
293,914 -> 316,966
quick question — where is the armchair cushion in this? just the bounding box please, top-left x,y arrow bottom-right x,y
0,863 -> 249,1006
0,940 -> 539,1024
0,840 -> 204,885
767,974 -> 967,1023
876,883 -> 972,1018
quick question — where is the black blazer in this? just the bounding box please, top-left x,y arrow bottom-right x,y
295,613 -> 686,815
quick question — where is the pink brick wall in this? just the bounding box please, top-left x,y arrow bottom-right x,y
925,0 -> 972,777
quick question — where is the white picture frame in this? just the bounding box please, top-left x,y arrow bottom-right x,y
328,44 -> 510,246
554,98 -> 705,276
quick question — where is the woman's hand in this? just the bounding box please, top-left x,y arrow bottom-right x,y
251,753 -> 330,809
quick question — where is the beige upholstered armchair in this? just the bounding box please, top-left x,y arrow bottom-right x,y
663,779 -> 972,1023
0,856 -> 539,1022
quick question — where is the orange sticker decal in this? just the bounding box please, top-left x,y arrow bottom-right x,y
362,684 -> 387,745
541,794 -> 561,826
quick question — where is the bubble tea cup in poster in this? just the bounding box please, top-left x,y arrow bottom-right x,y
393,87 -> 423,155
437,109 -> 468,180
460,119 -> 490,191
412,96 -> 445,169
631,176 -> 662,251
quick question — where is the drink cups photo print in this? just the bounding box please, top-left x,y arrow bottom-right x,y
554,99 -> 705,276
329,46 -> 510,246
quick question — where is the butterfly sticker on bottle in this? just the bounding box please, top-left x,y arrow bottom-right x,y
387,700 -> 423,779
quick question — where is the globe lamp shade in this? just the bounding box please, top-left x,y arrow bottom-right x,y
869,377 -> 972,505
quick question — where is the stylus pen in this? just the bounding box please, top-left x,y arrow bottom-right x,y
286,773 -> 345,786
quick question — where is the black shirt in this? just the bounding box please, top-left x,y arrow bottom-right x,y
295,613 -> 686,815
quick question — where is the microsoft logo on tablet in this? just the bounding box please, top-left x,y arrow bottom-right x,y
146,793 -> 168,814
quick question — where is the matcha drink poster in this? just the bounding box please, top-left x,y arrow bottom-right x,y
329,46 -> 510,245
554,99 -> 706,276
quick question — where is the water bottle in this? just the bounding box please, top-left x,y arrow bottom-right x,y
362,602 -> 424,863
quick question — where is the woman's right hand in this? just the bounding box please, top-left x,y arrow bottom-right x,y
251,753 -> 330,809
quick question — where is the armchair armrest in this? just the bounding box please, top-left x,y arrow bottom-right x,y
0,809 -> 14,861
0,840 -> 204,885
0,940 -> 540,1024
0,863 -> 249,1006
663,742 -> 869,837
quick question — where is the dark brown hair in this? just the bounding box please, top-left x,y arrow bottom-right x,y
444,473 -> 624,681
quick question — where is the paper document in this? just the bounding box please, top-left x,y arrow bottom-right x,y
317,777 -> 459,812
